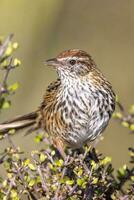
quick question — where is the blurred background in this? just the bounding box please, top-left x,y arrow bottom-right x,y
0,0 -> 134,169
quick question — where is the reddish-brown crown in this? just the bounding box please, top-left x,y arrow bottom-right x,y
57,49 -> 91,60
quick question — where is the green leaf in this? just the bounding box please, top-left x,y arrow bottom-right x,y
118,165 -> 127,177
115,95 -> 119,102
112,112 -> 122,119
77,168 -> 83,176
77,178 -> 84,186
4,45 -> 12,56
10,189 -> 19,199
23,159 -> 30,167
131,176 -> 134,182
51,150 -> 55,156
39,153 -> 46,162
8,82 -> 19,92
13,58 -> 21,67
121,121 -> 129,128
66,179 -> 74,185
130,124 -> 134,131
129,104 -> 134,114
90,160 -> 97,170
28,179 -> 35,187
34,134 -> 43,143
8,129 -> 15,134
55,159 -> 64,167
12,42 -> 19,50
92,177 -> 98,184
2,180 -> 7,187
2,101 -> 11,109
28,163 -> 36,171
100,156 -> 112,165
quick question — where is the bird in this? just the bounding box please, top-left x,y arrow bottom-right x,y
0,49 -> 115,158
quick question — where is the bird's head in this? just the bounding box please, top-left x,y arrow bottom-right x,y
45,49 -> 97,79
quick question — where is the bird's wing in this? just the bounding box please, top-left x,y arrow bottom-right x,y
40,79 -> 61,109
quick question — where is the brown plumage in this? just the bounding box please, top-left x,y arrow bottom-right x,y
0,49 -> 115,158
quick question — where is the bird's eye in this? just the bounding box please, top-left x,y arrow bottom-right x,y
69,59 -> 76,65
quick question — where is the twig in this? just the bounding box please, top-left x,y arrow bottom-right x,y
5,175 -> 16,199
0,34 -> 14,57
5,133 -> 17,151
37,165 -> 47,192
45,151 -> 55,165
0,58 -> 13,99
116,101 -> 125,114
117,168 -> 134,192
53,155 -> 70,200
28,191 -> 38,200
62,184 -> 78,200
2,58 -> 13,87
31,153 -> 47,192
0,152 -> 7,164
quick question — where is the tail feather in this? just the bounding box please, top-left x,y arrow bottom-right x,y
0,111 -> 38,133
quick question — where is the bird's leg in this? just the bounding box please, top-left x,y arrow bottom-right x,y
53,137 -> 66,159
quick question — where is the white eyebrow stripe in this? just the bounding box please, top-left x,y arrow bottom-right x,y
58,57 -> 88,61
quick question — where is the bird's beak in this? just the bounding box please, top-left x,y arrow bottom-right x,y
44,58 -> 59,67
